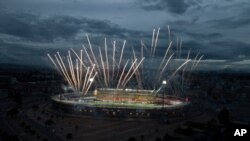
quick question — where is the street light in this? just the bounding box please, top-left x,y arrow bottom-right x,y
89,78 -> 94,82
162,80 -> 167,120
162,80 -> 167,85
87,77 -> 95,97
162,80 -> 167,108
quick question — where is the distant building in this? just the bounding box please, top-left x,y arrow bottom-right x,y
0,75 -> 18,90
0,75 -> 20,98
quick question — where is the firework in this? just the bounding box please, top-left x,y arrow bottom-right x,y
80,35 -> 145,89
48,27 -> 203,97
133,27 -> 203,95
47,51 -> 97,96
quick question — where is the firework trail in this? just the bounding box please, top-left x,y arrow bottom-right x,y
47,51 -> 97,96
47,26 -> 203,97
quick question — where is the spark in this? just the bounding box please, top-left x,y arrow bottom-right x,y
117,40 -> 126,73
151,28 -> 155,56
122,57 -> 145,88
120,58 -> 138,88
105,38 -> 110,86
152,28 -> 160,58
99,47 -> 108,87
116,60 -> 129,88
167,59 -> 191,82
48,51 -> 97,96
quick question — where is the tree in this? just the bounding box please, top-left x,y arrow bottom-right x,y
140,135 -> 144,141
66,133 -> 73,139
218,107 -> 230,125
128,137 -> 137,141
6,107 -> 19,118
44,119 -> 55,126
32,105 -> 39,111
155,137 -> 162,141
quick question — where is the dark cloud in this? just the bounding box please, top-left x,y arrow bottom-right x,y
139,0 -> 191,14
0,41 -> 46,66
209,16 -> 250,29
0,11 -> 146,43
193,40 -> 250,60
0,11 -> 80,42
210,41 -> 250,57
0,10 -> 150,67
0,0 -> 250,71
186,32 -> 222,40
164,40 -> 250,60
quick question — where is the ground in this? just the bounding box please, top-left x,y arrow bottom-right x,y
1,93 -> 250,141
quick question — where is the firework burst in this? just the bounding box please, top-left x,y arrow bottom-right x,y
47,27 -> 203,97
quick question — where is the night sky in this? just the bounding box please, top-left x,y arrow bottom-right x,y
0,0 -> 250,72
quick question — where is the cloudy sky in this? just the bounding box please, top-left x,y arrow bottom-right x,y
0,0 -> 250,71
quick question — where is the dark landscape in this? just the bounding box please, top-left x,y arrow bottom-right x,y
1,66 -> 249,141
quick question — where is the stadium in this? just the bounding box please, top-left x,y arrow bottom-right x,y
51,88 -> 190,119
48,28 -> 201,119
